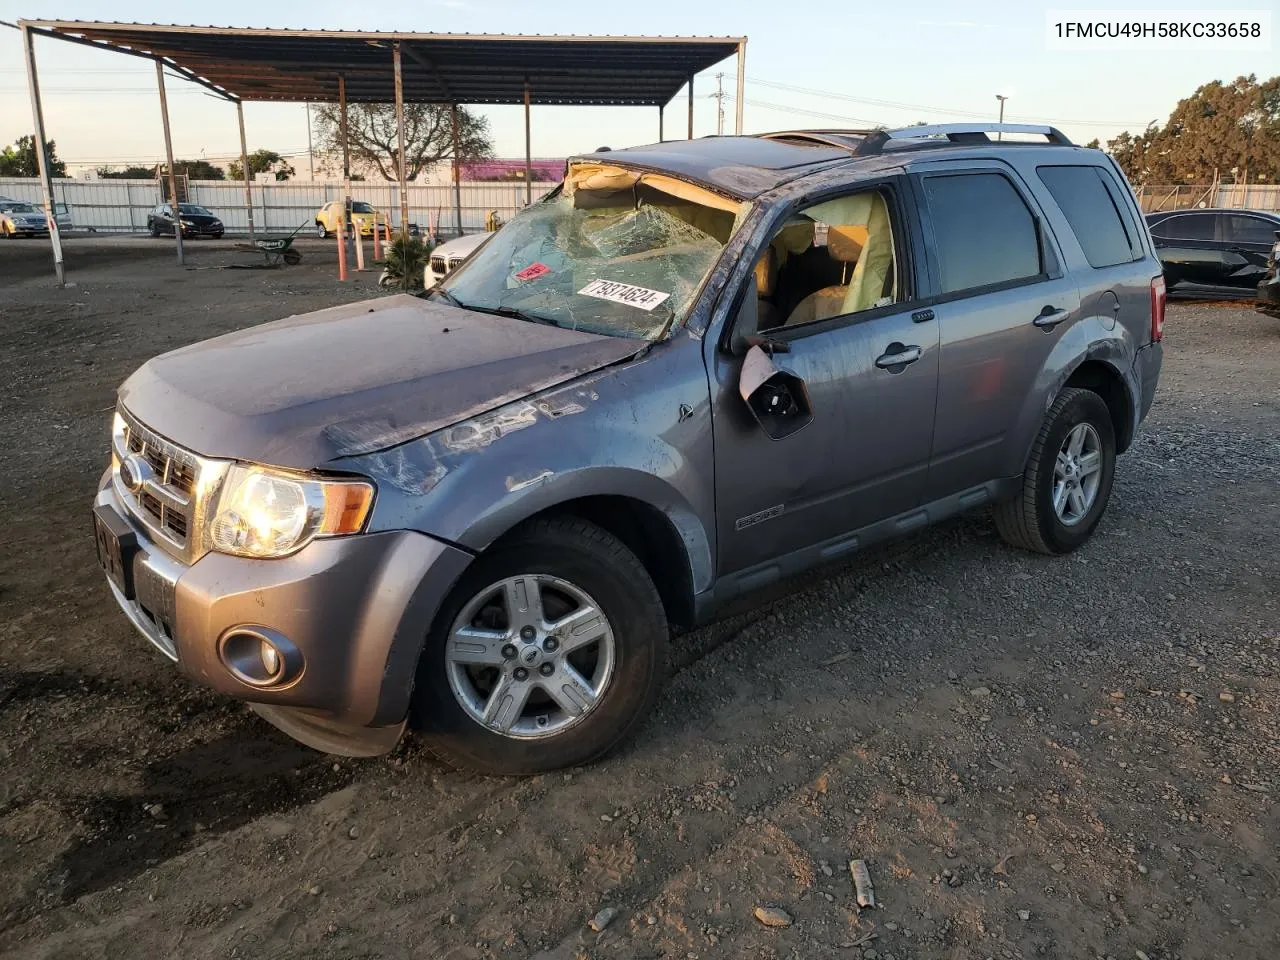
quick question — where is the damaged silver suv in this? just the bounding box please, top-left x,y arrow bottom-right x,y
95,125 -> 1164,775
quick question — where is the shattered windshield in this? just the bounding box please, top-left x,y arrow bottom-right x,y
439,185 -> 744,340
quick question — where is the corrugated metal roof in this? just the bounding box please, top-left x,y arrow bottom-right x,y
19,21 -> 745,106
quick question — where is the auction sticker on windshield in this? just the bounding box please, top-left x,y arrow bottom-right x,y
577,279 -> 671,312
515,262 -> 551,281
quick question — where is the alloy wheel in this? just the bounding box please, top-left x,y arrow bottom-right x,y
445,574 -> 616,739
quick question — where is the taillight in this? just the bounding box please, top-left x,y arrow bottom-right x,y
1150,275 -> 1166,343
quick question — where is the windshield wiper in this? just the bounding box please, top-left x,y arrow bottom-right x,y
430,287 -> 465,308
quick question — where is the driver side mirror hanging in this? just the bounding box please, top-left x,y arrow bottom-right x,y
738,344 -> 813,441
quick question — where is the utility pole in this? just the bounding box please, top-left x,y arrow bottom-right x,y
995,94 -> 1008,141
715,72 -> 725,135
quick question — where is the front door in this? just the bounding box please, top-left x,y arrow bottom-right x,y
707,181 -> 940,575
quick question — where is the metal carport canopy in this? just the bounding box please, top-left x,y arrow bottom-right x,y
18,22 -> 746,106
16,21 -> 747,286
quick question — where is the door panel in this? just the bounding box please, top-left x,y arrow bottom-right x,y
913,165 -> 1082,497
709,308 -> 939,574
926,276 -> 1081,495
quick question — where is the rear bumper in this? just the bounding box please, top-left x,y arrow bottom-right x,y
96,475 -> 472,751
1134,340 -> 1163,424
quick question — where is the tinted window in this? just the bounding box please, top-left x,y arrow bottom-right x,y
351,201 -> 374,213
1038,165 -> 1137,267
1225,214 -> 1279,245
1151,213 -> 1215,241
923,173 -> 1041,294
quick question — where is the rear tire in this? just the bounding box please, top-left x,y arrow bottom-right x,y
412,516 -> 669,776
993,387 -> 1116,555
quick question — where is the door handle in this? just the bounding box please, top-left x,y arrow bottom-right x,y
875,343 -> 922,370
1033,305 -> 1070,330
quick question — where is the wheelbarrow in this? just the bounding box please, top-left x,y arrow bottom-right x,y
233,220 -> 309,267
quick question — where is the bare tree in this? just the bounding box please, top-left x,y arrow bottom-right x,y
313,102 -> 493,181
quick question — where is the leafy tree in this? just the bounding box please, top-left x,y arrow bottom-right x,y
227,149 -> 295,181
0,135 -> 67,177
313,103 -> 492,181
96,164 -> 159,179
95,160 -> 224,180
1103,74 -> 1280,183
173,159 -> 224,180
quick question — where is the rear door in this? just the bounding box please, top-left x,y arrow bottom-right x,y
1222,213 -> 1279,286
913,163 -> 1082,498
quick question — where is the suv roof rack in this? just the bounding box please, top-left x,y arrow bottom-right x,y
854,123 -> 1073,155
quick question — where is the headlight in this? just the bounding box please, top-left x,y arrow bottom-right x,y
209,464 -> 374,559
180,219 -> 194,226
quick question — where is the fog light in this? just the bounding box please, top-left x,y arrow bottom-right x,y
219,627 -> 299,688
260,641 -> 280,677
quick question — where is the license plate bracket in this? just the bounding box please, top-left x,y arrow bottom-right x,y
93,503 -> 139,600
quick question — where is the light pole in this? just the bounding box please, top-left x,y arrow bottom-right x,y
995,94 -> 1008,140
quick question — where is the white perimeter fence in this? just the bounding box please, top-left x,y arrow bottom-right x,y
3,178 -> 1277,235
0,178 -> 557,236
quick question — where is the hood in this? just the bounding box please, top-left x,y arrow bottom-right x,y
119,294 -> 641,469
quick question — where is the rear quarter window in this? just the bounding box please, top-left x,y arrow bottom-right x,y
1037,165 -> 1140,268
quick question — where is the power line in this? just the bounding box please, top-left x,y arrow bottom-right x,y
745,76 -> 1150,129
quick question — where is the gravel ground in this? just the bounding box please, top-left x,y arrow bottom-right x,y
0,239 -> 1277,960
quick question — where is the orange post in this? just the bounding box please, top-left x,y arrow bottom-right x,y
372,217 -> 381,260
336,221 -> 347,281
355,228 -> 366,271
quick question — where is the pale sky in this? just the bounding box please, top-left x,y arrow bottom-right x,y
0,0 -> 1275,176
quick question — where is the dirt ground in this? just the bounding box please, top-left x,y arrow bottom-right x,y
1,237 -> 1277,960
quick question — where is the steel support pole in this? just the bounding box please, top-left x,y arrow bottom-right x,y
735,41 -> 746,135
156,60 -> 184,265
305,102 -> 315,180
523,80 -> 533,206
339,74 -> 351,241
659,105 -> 664,142
393,43 -> 410,239
22,25 -> 64,285
687,74 -> 694,139
451,103 -> 463,236
236,100 -> 255,241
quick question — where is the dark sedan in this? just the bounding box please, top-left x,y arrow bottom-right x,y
147,203 -> 224,239
1145,208 -> 1280,291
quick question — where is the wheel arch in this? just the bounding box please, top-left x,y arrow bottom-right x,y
490,494 -> 699,628
1061,358 -> 1136,453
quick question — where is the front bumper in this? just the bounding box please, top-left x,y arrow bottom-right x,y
95,476 -> 471,752
1256,274 -> 1280,318
9,224 -> 49,236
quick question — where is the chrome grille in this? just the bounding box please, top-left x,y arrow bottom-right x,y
112,408 -> 227,564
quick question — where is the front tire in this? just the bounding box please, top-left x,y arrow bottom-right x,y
148,221 -> 160,238
993,387 -> 1116,555
316,221 -> 329,239
412,516 -> 669,776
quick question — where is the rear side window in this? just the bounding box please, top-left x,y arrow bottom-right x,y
1151,213 -> 1214,241
1037,165 -> 1140,268
1225,214 -> 1278,245
922,172 -> 1042,295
